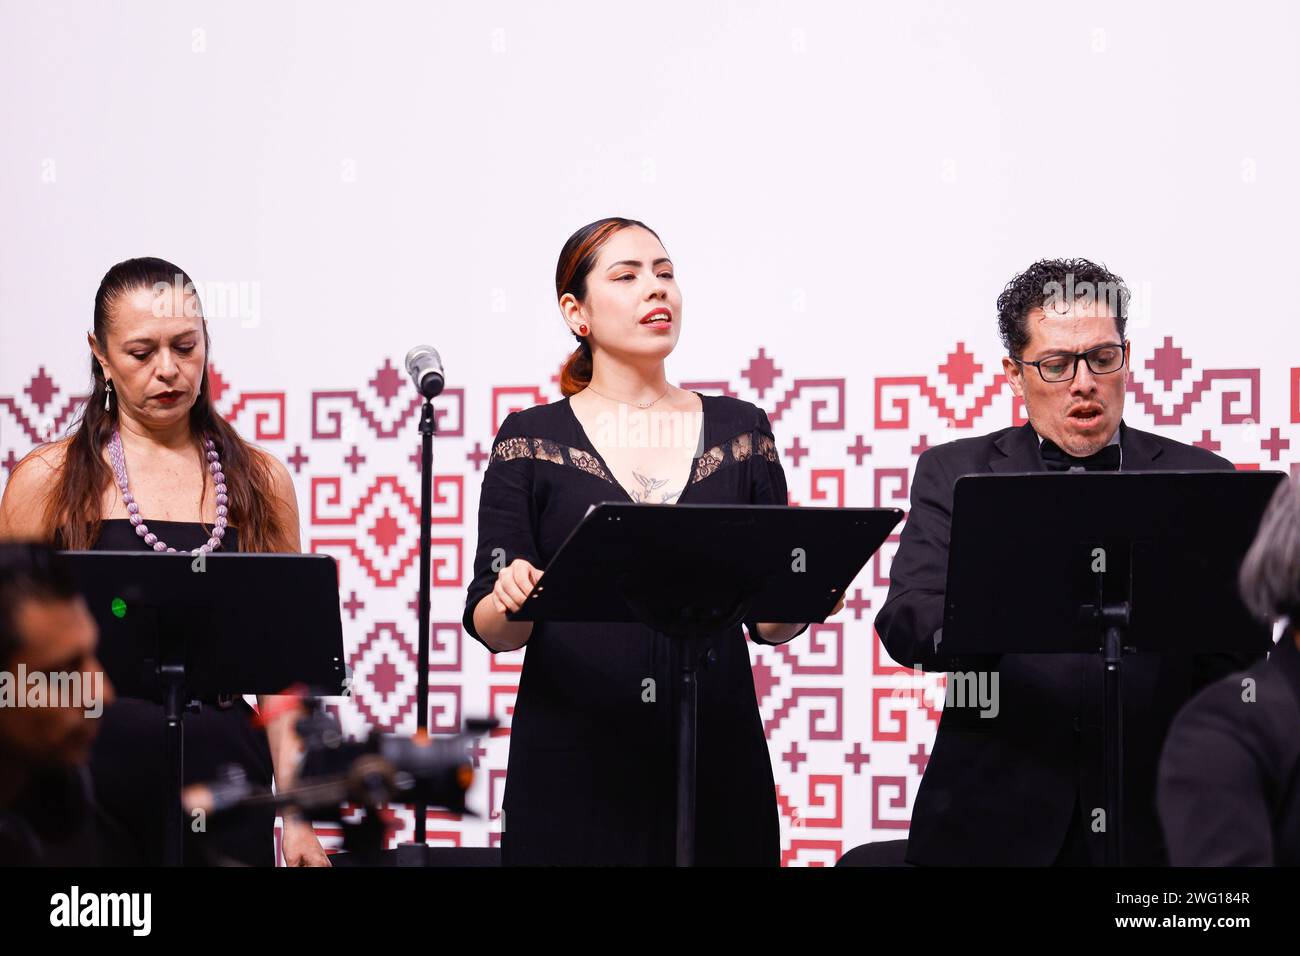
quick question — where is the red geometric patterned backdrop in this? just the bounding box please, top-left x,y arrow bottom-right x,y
2,338 -> 1295,865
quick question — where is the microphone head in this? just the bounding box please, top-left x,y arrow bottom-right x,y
404,345 -> 439,377
405,345 -> 445,398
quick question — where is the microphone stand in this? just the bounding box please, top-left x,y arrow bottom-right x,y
415,398 -> 437,843
397,346 -> 445,864
397,396 -> 437,863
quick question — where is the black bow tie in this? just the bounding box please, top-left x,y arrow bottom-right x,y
1039,439 -> 1121,472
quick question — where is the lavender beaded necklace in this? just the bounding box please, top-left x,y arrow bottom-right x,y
108,428 -> 228,554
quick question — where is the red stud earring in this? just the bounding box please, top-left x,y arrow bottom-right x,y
579,324 -> 588,335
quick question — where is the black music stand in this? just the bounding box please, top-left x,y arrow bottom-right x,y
510,502 -> 903,866
940,470 -> 1285,866
62,551 -> 348,867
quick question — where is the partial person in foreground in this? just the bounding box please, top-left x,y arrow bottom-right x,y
1157,473 -> 1300,866
0,542 -> 116,865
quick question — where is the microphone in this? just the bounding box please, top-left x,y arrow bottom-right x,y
405,346 -> 445,399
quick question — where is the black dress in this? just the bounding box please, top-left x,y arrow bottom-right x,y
463,393 -> 805,865
84,519 -> 276,866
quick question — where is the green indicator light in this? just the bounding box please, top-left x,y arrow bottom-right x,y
111,597 -> 127,619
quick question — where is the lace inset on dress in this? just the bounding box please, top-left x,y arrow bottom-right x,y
690,429 -> 778,484
489,436 -> 613,483
489,428 -> 778,490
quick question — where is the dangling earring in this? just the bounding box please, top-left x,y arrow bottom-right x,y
104,380 -> 113,412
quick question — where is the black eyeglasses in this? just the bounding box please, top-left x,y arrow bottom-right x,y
1015,342 -> 1127,383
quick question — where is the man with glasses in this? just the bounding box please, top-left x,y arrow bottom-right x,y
876,258 -> 1241,866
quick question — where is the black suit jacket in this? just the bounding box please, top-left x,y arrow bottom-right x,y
875,421 -> 1249,865
1157,628 -> 1300,866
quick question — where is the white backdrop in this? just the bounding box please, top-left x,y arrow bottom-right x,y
2,0 -> 1298,863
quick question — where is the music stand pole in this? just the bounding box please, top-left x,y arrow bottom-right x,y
1098,602 -> 1129,867
674,634 -> 704,866
160,623 -> 187,867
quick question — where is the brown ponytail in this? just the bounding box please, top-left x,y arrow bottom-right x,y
558,339 -> 594,398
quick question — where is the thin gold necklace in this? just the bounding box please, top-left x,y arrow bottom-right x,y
585,383 -> 670,409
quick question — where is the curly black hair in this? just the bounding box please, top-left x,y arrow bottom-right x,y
996,258 -> 1129,359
